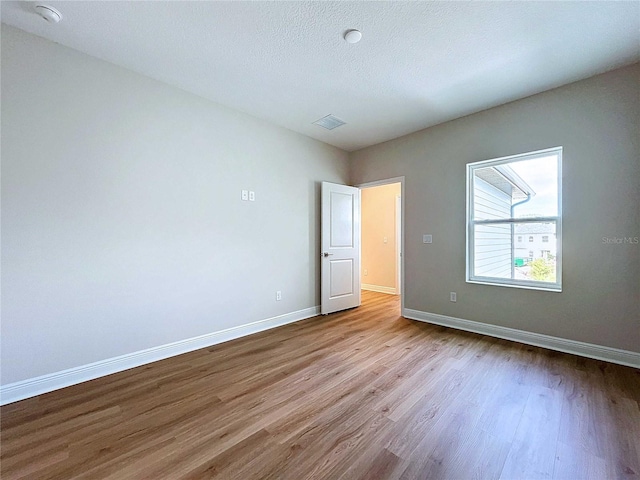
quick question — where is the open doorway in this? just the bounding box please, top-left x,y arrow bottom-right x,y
358,178 -> 403,314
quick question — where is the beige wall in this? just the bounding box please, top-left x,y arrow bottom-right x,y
350,63 -> 640,353
1,26 -> 349,385
361,183 -> 401,292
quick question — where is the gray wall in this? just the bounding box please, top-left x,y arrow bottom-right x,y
1,26 -> 349,385
351,64 -> 640,352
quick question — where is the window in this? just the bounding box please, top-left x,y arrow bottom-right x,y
467,147 -> 562,291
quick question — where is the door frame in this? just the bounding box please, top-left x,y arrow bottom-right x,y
396,194 -> 402,296
356,176 -> 405,316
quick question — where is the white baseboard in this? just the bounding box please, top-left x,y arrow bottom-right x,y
362,283 -> 397,295
402,308 -> 640,369
0,306 -> 320,406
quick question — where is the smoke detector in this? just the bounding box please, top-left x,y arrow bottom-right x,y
313,114 -> 346,130
344,29 -> 362,44
35,4 -> 62,23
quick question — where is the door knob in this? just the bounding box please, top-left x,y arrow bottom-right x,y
322,252 -> 334,257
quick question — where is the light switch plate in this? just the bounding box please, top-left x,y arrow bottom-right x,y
423,234 -> 433,244
241,190 -> 248,201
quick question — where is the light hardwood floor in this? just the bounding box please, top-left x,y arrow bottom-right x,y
2,291 -> 639,479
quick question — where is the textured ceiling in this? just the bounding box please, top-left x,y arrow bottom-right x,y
2,1 -> 639,151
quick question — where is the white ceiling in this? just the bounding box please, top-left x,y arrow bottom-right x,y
2,1 -> 639,152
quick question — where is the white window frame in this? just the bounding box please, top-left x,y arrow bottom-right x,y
466,146 -> 562,292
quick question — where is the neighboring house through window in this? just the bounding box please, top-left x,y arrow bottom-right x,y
466,147 -> 562,291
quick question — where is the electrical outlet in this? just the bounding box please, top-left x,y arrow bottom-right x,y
450,292 -> 457,302
249,191 -> 255,202
276,291 -> 282,301
364,269 -> 368,276
241,190 -> 248,201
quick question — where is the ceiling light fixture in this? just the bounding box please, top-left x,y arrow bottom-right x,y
34,4 -> 62,24
344,29 -> 362,44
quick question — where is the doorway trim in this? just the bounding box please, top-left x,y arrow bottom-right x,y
356,176 -> 405,316
396,194 -> 402,296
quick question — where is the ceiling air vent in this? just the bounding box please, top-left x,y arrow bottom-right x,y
313,114 -> 346,130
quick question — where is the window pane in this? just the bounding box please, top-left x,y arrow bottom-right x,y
474,223 -> 512,278
514,222 -> 557,283
508,155 -> 558,218
472,169 -> 516,221
472,154 -> 558,220
473,221 -> 557,283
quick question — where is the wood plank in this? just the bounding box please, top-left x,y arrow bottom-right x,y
499,386 -> 564,479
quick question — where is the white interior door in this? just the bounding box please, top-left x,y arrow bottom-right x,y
321,182 -> 361,314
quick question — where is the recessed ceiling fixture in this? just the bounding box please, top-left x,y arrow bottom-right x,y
313,114 -> 346,130
34,4 -> 62,24
344,29 -> 362,44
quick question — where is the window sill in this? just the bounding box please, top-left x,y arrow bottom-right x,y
466,278 -> 562,292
